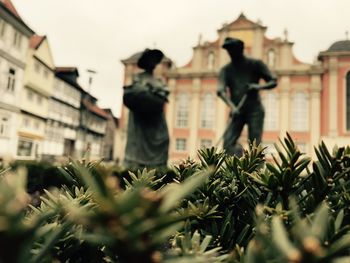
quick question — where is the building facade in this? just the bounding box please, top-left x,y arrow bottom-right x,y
318,41 -> 350,149
77,93 -> 108,160
102,108 -> 119,162
0,0 -> 33,160
121,13 -> 350,163
43,67 -> 82,160
44,67 -> 108,161
0,0 -> 113,162
19,35 -> 55,160
166,13 -> 324,161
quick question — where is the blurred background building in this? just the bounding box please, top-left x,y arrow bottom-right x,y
0,0 -> 33,159
1,0 -> 349,164
0,0 -> 119,162
19,35 -> 54,160
120,13 -> 350,163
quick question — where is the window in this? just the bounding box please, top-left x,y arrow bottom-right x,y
200,139 -> 212,149
23,118 -> 30,128
13,31 -> 22,48
43,68 -> 49,78
175,138 -> 187,151
346,71 -> 350,131
7,68 -> 16,92
291,91 -> 309,131
54,80 -> 61,93
267,49 -> 276,68
262,92 -> 279,131
0,18 -> 6,37
27,90 -> 34,100
17,139 -> 33,157
37,95 -> 42,104
34,62 -> 41,73
207,51 -> 215,70
34,121 -> 40,130
176,93 -> 189,127
46,122 -> 61,142
0,115 -> 9,137
200,93 -> 215,129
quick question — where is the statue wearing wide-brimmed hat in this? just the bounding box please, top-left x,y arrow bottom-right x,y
123,48 -> 170,169
217,37 -> 277,155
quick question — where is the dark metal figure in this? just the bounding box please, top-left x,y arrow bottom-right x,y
123,49 -> 169,169
217,37 -> 277,155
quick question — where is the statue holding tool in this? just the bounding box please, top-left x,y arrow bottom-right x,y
217,37 -> 277,155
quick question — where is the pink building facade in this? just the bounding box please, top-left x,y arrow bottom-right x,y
120,14 -> 350,163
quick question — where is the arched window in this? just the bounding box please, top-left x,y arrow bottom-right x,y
347,71 -> 350,131
267,49 -> 276,68
262,92 -> 279,131
176,93 -> 189,128
207,51 -> 215,70
200,93 -> 215,129
291,91 -> 309,131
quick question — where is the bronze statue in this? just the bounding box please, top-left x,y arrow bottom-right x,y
217,37 -> 277,155
123,49 -> 169,169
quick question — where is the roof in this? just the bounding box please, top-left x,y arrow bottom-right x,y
327,40 -> 350,52
30,35 -> 45,49
55,67 -> 80,76
103,108 -> 119,126
1,0 -> 20,19
218,12 -> 266,32
55,67 -> 86,92
83,100 -> 109,119
0,0 -> 34,35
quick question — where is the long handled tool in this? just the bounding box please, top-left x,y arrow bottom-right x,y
215,92 -> 248,147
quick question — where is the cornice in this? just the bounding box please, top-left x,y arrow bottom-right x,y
318,51 -> 350,58
20,109 -> 47,121
51,96 -> 80,110
0,100 -> 20,112
167,71 -> 219,79
33,55 -> 55,71
25,82 -> 52,98
0,49 -> 26,68
274,68 -> 324,76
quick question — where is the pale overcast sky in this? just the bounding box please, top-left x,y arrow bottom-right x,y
12,0 -> 349,117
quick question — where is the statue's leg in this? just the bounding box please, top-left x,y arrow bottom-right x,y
247,106 -> 265,146
223,114 -> 245,155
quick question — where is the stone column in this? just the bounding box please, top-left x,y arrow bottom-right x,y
166,78 -> 176,152
192,47 -> 203,72
280,44 -> 292,69
310,74 -> 322,158
215,98 -> 227,148
189,78 -> 201,157
279,75 -> 290,137
328,57 -> 338,137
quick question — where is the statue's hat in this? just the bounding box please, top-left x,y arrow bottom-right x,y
222,37 -> 244,49
137,49 -> 164,69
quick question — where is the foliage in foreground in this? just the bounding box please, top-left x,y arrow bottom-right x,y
0,133 -> 350,262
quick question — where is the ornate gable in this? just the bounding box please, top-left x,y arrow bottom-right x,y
218,13 -> 265,32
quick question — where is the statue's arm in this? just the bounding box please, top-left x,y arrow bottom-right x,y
249,79 -> 277,91
217,69 -> 238,113
249,61 -> 277,91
